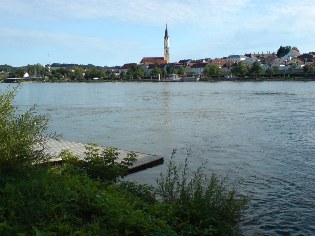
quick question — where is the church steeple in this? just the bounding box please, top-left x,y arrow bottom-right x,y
164,24 -> 170,63
165,24 -> 168,38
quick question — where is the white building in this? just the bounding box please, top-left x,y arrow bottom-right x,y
226,55 -> 246,65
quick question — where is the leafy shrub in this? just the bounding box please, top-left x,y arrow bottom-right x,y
0,170 -> 176,235
155,150 -> 249,235
58,145 -> 137,182
0,87 -> 51,181
118,181 -> 157,204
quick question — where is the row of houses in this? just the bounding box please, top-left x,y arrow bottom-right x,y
114,49 -> 315,76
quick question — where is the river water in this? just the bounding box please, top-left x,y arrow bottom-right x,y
1,82 -> 314,235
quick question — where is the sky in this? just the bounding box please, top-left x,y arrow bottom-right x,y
1,0 -> 315,67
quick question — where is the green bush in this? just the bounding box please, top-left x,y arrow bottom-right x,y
0,170 -> 176,235
117,181 -> 157,204
57,145 -> 137,182
0,87 -> 50,181
155,150 -> 249,235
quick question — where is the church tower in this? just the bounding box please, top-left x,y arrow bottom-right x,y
164,24 -> 170,63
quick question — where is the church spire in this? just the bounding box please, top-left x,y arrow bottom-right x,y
165,24 -> 168,38
164,24 -> 170,63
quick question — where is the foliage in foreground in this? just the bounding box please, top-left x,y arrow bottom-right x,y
0,87 -> 50,181
156,150 -> 248,235
58,145 -> 137,182
0,88 -> 249,235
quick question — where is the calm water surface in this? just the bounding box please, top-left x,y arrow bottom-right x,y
1,82 -> 314,235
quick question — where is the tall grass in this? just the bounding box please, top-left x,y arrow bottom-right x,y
0,87 -> 51,181
156,150 -> 249,235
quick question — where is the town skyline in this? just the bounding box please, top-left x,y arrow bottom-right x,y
1,0 -> 315,67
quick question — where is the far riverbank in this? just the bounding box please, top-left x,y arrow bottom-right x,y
3,76 -> 315,83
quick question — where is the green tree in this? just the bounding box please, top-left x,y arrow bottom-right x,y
104,70 -> 113,80
288,63 -> 297,77
265,66 -> 277,79
51,71 -> 64,81
249,61 -> 263,77
203,64 -> 223,78
85,68 -> 105,80
166,65 -> 176,74
177,66 -> 186,76
119,71 -> 126,80
73,67 -> 85,81
9,67 -> 24,78
231,62 -> 249,78
303,64 -> 315,76
128,65 -> 145,79
276,45 -> 291,58
25,64 -> 45,77
151,67 -> 163,77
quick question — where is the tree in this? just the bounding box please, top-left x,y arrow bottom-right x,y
288,63 -> 297,77
203,64 -> 223,78
166,65 -> 176,74
128,65 -> 145,79
151,67 -> 163,77
177,66 -> 186,76
85,67 -> 105,80
265,67 -> 277,79
105,69 -> 112,79
303,64 -> 315,76
276,45 -> 291,58
249,61 -> 263,77
73,67 -> 85,81
9,67 -> 24,78
119,71 -> 126,80
231,62 -> 249,78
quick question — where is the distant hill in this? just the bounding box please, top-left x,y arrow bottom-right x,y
51,63 -> 108,69
0,64 -> 13,71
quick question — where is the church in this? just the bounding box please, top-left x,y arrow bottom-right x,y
140,24 -> 170,65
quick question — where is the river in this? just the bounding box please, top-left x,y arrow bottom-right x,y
1,81 -> 314,235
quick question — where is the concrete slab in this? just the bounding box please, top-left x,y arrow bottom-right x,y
45,139 -> 164,173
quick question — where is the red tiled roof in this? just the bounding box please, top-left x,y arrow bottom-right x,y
292,50 -> 301,57
190,63 -> 207,68
140,57 -> 167,65
210,59 -> 226,67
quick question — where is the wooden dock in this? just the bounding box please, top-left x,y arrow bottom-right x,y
45,139 -> 164,174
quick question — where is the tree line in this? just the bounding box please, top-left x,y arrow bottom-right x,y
1,60 -> 315,83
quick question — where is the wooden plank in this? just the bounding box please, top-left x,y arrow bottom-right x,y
44,139 -> 164,173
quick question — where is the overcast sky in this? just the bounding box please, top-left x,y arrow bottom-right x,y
1,0 -> 315,67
